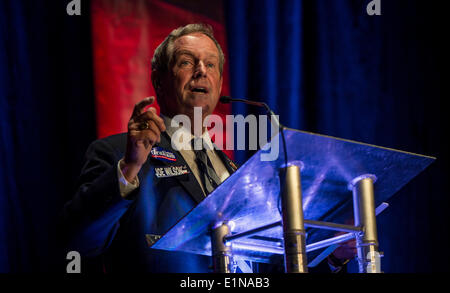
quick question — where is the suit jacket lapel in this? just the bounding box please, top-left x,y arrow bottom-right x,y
147,133 -> 240,204
213,146 -> 239,175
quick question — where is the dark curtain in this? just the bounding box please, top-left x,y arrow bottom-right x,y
0,0 -> 96,272
225,0 -> 449,272
1,0 -> 449,273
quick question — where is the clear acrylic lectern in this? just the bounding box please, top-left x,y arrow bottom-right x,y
150,128 -> 435,273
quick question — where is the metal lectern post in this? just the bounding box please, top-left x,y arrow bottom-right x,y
150,129 -> 434,274
280,165 -> 308,273
351,175 -> 381,273
211,222 -> 233,273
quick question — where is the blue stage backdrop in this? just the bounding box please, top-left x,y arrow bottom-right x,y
225,0 -> 448,272
0,0 -> 97,272
1,0 -> 449,272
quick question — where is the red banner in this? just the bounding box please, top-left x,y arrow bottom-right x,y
91,0 -> 232,157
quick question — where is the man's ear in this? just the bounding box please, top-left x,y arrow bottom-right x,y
151,70 -> 161,94
219,75 -> 223,95
152,70 -> 168,112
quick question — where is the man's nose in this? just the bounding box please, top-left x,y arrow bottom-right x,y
193,61 -> 207,79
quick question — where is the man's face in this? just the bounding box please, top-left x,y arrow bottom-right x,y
160,33 -> 223,121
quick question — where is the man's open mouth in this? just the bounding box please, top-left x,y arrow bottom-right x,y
191,87 -> 208,94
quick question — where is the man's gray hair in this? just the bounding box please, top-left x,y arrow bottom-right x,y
151,23 -> 225,92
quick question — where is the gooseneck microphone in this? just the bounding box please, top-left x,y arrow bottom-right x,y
219,96 -> 284,129
220,95 -> 289,215
220,95 -> 288,166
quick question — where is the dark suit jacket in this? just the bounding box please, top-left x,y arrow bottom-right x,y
62,132 -> 238,273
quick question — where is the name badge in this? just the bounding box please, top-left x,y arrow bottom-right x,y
154,165 -> 189,178
150,147 -> 177,162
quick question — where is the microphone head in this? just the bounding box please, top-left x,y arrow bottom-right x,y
220,96 -> 232,104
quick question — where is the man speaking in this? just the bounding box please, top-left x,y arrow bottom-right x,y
62,23 -> 353,273
62,24 -> 237,272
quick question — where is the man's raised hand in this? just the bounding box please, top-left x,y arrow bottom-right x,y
121,97 -> 166,182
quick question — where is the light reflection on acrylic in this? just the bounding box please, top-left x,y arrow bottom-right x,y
152,128 -> 434,263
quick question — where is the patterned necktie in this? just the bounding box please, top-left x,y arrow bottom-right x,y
192,138 -> 221,195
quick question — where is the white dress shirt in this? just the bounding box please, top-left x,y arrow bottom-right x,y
118,115 -> 230,198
